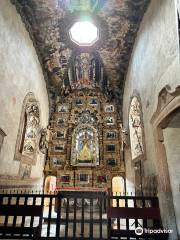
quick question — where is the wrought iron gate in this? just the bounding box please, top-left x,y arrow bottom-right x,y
55,191 -> 107,239
0,191 -> 160,240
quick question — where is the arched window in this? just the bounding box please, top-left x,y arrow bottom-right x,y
14,93 -> 40,165
129,96 -> 145,161
112,176 -> 125,206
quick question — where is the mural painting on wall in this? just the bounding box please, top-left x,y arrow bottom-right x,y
68,52 -> 105,90
72,53 -> 96,88
129,96 -> 144,161
59,0 -> 107,13
22,103 -> 40,158
19,163 -> 31,179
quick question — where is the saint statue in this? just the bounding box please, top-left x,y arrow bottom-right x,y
71,127 -> 99,166
81,53 -> 90,80
78,132 -> 94,163
23,104 -> 40,156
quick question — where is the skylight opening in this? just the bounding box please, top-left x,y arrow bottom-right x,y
69,21 -> 99,46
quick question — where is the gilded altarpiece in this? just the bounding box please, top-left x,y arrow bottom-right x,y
45,52 -> 125,190
46,88 -> 125,190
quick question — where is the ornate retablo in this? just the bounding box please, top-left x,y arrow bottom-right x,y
45,51 -> 125,189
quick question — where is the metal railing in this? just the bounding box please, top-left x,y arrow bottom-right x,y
0,191 -> 160,240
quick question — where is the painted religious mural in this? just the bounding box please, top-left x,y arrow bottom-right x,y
13,0 -> 149,114
59,0 -> 107,13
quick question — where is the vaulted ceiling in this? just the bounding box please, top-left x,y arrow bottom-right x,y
12,0 -> 149,113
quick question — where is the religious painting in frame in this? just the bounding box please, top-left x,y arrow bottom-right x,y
57,104 -> 69,113
54,144 -> 65,152
56,130 -> 66,139
105,116 -> 115,125
52,157 -> 64,167
106,131 -> 116,139
89,98 -> 98,106
104,104 -> 114,112
75,99 -> 83,106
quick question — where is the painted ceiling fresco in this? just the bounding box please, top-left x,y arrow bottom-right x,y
12,0 -> 149,113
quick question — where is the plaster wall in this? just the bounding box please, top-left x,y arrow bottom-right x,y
123,0 -> 180,237
0,0 -> 49,184
123,0 -> 180,180
176,0 -> 180,14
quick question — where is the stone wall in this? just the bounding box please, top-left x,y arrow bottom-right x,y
0,0 -> 49,189
123,0 -> 180,238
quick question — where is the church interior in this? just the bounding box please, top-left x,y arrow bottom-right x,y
0,0 -> 180,239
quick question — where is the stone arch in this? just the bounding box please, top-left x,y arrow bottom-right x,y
151,85 -> 180,192
151,85 -> 180,237
14,92 -> 41,166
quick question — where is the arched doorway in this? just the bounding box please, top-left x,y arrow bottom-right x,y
112,176 -> 125,207
44,175 -> 57,206
162,108 -> 180,236
151,86 -> 180,239
112,176 -> 124,194
44,175 -> 57,194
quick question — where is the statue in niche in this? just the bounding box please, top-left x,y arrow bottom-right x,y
75,58 -> 82,82
78,132 -> 94,163
129,97 -> 144,160
23,104 -> 40,156
121,127 -> 129,150
90,59 -> 96,82
81,53 -> 90,80
39,128 -> 48,154
92,60 -> 96,82
71,127 -> 99,166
